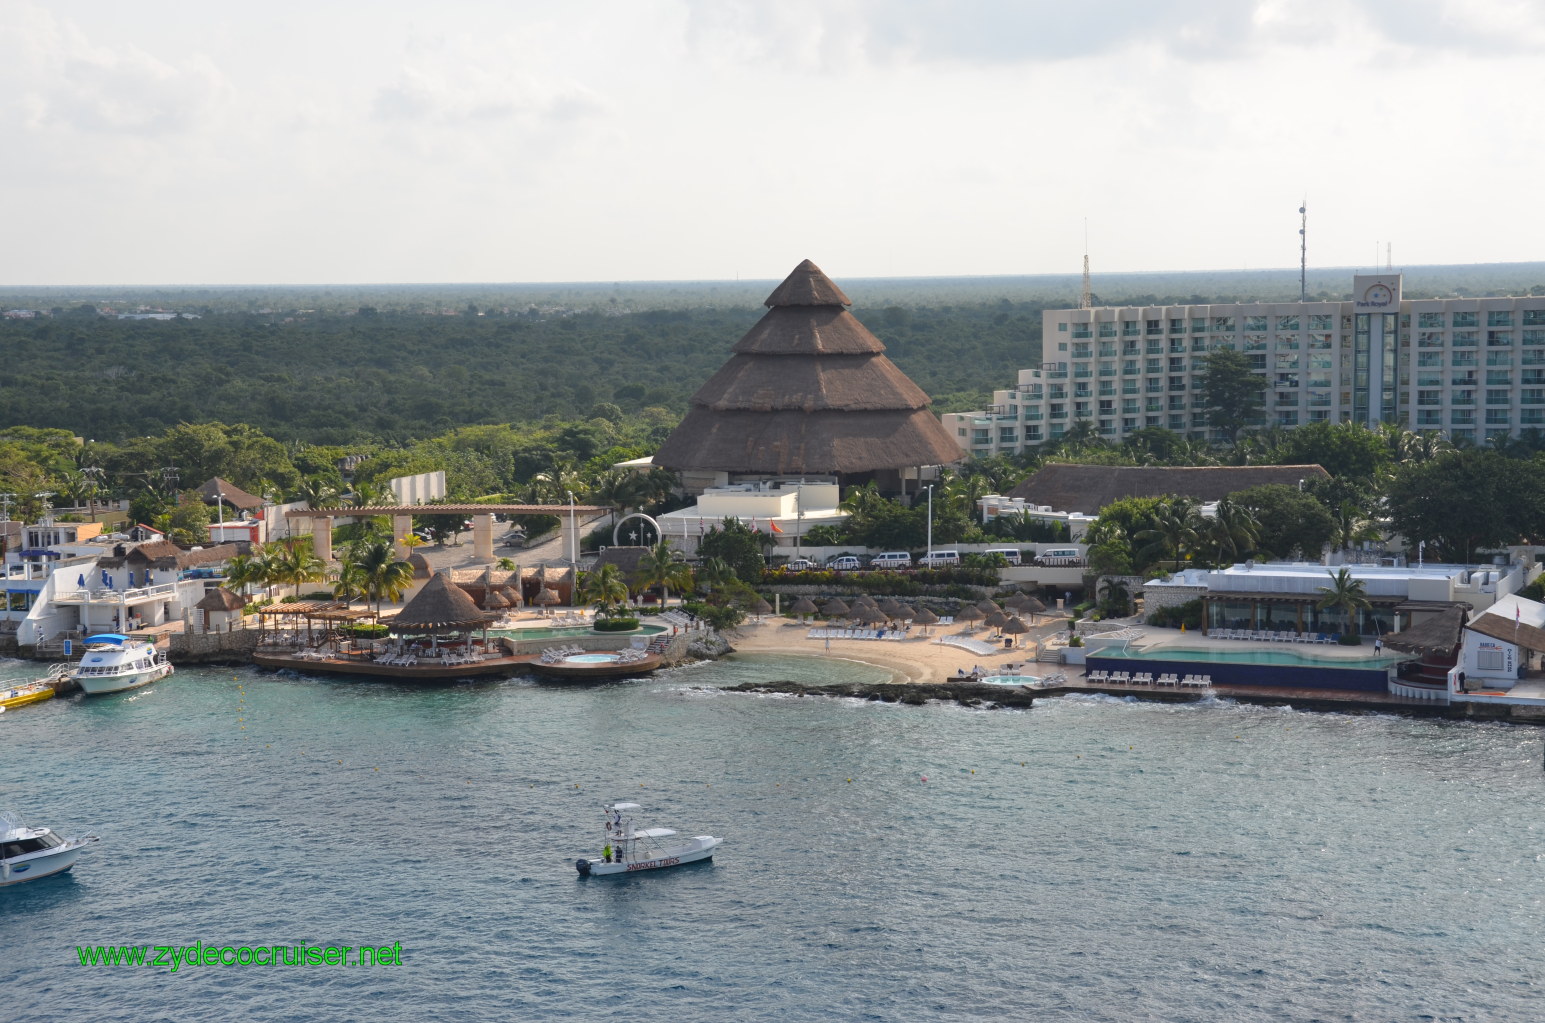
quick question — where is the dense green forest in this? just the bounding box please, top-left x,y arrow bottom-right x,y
6,262 -> 1544,447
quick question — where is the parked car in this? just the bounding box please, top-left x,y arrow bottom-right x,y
784,559 -> 817,572
827,556 -> 862,571
917,550 -> 960,568
871,552 -> 913,570
1035,548 -> 1084,566
984,548 -> 1023,566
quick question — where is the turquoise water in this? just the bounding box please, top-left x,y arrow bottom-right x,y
492,624 -> 667,641
6,652 -> 1545,1020
1098,643 -> 1407,668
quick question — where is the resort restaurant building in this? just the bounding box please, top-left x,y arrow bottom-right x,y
1143,556 -> 1541,639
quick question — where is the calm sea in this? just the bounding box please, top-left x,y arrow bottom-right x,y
4,653 -> 1544,1022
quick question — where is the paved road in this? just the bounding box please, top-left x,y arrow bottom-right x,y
412,512 -> 611,574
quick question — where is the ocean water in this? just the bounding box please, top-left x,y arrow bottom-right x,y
4,652 -> 1545,1022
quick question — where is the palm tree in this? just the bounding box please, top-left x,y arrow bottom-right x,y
633,541 -> 693,607
1207,497 -> 1260,565
294,476 -> 341,510
223,552 -> 266,601
528,456 -> 582,504
1329,500 -> 1382,553
695,557 -> 736,597
1315,567 -> 1371,637
262,538 -> 327,600
1134,498 -> 1201,573
577,562 -> 629,615
337,538 -> 415,612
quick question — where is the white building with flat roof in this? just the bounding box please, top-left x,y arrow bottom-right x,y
943,273 -> 1545,454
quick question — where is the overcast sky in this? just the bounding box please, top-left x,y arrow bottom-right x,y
4,0 -> 1543,285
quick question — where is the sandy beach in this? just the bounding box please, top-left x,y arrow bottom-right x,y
723,618 -> 1072,684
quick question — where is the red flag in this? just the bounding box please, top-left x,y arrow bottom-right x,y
769,520 -> 784,533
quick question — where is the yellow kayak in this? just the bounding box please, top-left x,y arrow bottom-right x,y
0,681 -> 54,711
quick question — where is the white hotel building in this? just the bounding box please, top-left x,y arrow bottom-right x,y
942,274 -> 1545,456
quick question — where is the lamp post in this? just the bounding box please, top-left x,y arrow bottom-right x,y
567,491 -> 577,566
926,485 -> 934,559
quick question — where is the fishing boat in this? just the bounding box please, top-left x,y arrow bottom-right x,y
575,802 -> 722,876
66,634 -> 174,695
1,679 -> 54,712
0,810 -> 98,886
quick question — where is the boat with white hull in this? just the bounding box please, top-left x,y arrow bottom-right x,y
1,810 -> 98,886
575,802 -> 721,876
65,634 -> 174,695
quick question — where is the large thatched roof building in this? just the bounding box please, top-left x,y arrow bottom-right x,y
653,260 -> 960,494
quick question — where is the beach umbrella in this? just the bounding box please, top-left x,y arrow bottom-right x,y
910,607 -> 939,626
894,603 -> 917,621
976,599 -> 1000,614
1020,596 -> 1047,614
500,585 -> 524,608
853,606 -> 887,625
877,597 -> 905,618
851,593 -> 878,608
984,609 -> 1009,631
1001,616 -> 1030,646
483,588 -> 510,610
749,596 -> 773,620
954,605 -> 984,626
788,596 -> 820,621
77,573 -> 85,588
534,588 -> 562,615
821,598 -> 850,618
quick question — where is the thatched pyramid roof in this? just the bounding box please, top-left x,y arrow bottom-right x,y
392,572 -> 492,633
196,587 -> 246,612
653,260 -> 962,476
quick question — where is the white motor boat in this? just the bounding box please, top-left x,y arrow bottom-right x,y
65,634 -> 174,695
0,810 -> 98,886
575,802 -> 722,876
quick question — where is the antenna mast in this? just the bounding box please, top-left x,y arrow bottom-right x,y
1298,199 -> 1307,302
1079,219 -> 1092,310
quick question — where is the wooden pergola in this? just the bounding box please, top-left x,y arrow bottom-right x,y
257,600 -> 378,647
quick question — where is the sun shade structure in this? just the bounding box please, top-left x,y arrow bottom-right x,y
652,260 -> 962,481
821,598 -> 850,618
788,596 -> 820,618
390,572 -> 496,634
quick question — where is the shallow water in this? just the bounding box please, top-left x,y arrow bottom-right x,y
4,653 -> 1544,1021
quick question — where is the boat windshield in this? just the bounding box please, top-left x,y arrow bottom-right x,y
632,828 -> 677,839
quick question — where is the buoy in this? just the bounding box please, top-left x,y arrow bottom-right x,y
921,776 -> 927,782
970,769 -> 975,774
374,767 -> 379,771
847,778 -> 852,783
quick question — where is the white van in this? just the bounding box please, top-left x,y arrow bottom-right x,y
984,548 -> 1023,566
917,550 -> 960,568
871,552 -> 913,570
1035,548 -> 1083,566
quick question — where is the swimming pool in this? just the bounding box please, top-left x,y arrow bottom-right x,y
1096,644 -> 1405,668
566,653 -> 622,664
979,674 -> 1041,686
492,624 -> 667,641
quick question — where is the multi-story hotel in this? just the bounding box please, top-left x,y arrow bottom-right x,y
943,274 -> 1545,457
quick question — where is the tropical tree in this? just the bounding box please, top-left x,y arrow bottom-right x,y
259,538 -> 327,600
337,538 -> 415,612
576,562 -> 630,616
697,518 -> 766,584
294,476 -> 341,510
1205,497 -> 1260,566
1133,497 -> 1202,573
1198,346 -> 1264,443
633,541 -> 693,607
1315,567 -> 1371,637
223,552 -> 265,601
694,557 -> 737,597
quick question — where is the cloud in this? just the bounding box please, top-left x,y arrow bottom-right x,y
0,5 -> 230,136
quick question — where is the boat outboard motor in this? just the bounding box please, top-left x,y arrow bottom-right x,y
575,858 -> 592,876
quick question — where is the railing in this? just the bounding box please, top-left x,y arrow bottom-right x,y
51,583 -> 179,603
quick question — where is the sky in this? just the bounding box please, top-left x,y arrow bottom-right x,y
4,0 -> 1544,286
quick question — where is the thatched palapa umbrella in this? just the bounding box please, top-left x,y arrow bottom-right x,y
1001,615 -> 1030,647
390,572 -> 496,652
821,598 -> 850,619
853,606 -> 887,627
534,587 -> 562,615
788,596 -> 820,622
954,604 -> 985,629
983,609 -> 1010,632
851,593 -> 878,608
911,607 -> 939,635
877,597 -> 905,619
749,596 -> 774,620
977,599 -> 1000,614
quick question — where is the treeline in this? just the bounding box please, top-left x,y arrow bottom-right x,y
0,302 -> 1043,444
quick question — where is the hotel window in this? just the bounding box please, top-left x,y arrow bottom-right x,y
1451,351 -> 1477,367
1417,332 -> 1445,347
1169,356 -> 1185,371
1146,339 -> 1164,355
1243,315 -> 1267,332
1524,310 -> 1545,326
1026,425 -> 1043,441
999,428 -> 1017,441
1169,338 -> 1187,354
1212,316 -> 1235,332
1308,314 -> 1333,331
1170,318 -> 1186,334
1248,355 -> 1267,370
1451,410 -> 1476,425
1486,409 -> 1512,426
1122,359 -> 1139,375
1050,403 -> 1066,419
1417,352 -> 1442,367
1487,389 -> 1512,405
1122,380 -> 1139,394
1146,379 -> 1164,393
1122,418 -> 1137,431
1192,337 -> 1208,353
1122,321 -> 1142,337
1243,335 -> 1268,351
1275,353 -> 1300,370
1168,414 -> 1185,430
1072,324 -> 1092,338
1488,331 -> 1513,346
1146,319 -> 1163,335
1098,323 -> 1117,338
1277,410 -> 1300,426
1191,317 -> 1208,333
1057,322 -> 1068,332
1276,337 -> 1299,350
1146,397 -> 1163,412
1122,398 -> 1139,414
1417,410 -> 1443,427
1098,400 -> 1115,414
1488,311 -> 1514,327
1072,342 -> 1091,358
1146,357 -> 1162,374
1099,381 -> 1116,396
1276,315 -> 1300,331
1416,390 -> 1442,407
1523,389 -> 1545,405
1526,370 -> 1545,385
1074,383 -> 1091,397
1452,331 -> 1478,347
1309,409 -> 1332,422
1074,401 -> 1091,416
1098,342 -> 1117,358
1417,372 -> 1443,387
1487,351 -> 1513,366
1452,390 -> 1475,406
1169,376 -> 1187,391
1453,311 -> 1479,327
1487,371 -> 1513,387
1524,330 -> 1545,346
1418,312 -> 1446,329
1308,334 -> 1332,349
1168,396 -> 1186,410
